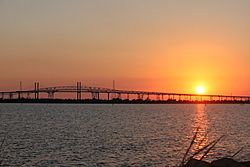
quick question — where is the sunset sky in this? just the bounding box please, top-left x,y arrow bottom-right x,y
0,0 -> 250,95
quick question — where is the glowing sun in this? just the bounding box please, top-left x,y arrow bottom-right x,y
196,86 -> 205,94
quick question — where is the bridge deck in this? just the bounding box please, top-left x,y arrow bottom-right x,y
1,83 -> 250,101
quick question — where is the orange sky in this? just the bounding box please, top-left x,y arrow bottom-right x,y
0,0 -> 250,95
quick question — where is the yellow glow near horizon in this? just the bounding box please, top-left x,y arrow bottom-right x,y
196,86 -> 205,94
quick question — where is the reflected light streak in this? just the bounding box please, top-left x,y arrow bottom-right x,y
191,104 -> 209,159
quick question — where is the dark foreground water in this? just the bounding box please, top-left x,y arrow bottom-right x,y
0,104 -> 249,166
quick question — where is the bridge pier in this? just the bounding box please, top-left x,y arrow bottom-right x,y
34,82 -> 40,99
91,92 -> 99,100
127,94 -> 130,100
147,93 -> 150,100
76,82 -> 82,100
18,92 -> 21,99
48,92 -> 55,99
117,93 -> 121,99
137,94 -> 143,100
9,93 -> 13,99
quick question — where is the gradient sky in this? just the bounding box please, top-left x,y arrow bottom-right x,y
0,0 -> 250,95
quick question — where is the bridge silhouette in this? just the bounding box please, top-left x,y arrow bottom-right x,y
0,82 -> 250,102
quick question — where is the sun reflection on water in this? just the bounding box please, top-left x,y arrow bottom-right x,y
191,104 -> 209,159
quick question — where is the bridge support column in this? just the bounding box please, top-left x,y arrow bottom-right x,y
117,93 -> 121,99
18,92 -> 21,99
34,82 -> 40,99
91,92 -> 98,100
76,82 -> 82,100
127,94 -> 129,100
147,94 -> 150,100
9,93 -> 13,99
48,92 -> 55,99
137,94 -> 143,100
107,93 -> 110,101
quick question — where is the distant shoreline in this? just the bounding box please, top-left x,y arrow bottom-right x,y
1,98 -> 250,104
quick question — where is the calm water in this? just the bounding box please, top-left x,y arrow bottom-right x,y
0,104 -> 249,166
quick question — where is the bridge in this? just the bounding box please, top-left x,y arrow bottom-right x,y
0,82 -> 250,102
